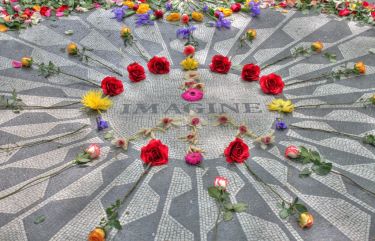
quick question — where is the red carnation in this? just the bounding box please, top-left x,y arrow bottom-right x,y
338,9 -> 351,16
147,56 -> 170,74
241,63 -> 260,81
56,5 -> 69,13
259,73 -> 284,95
127,62 -> 146,82
209,55 -> 231,74
141,139 -> 169,166
40,6 -> 50,16
101,76 -> 124,96
230,3 -> 241,12
224,138 -> 250,163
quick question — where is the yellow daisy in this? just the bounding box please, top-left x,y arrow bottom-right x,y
267,99 -> 294,113
181,57 -> 199,71
81,90 -> 112,112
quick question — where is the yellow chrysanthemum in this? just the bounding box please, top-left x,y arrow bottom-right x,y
217,7 -> 233,17
267,99 -> 294,113
181,57 -> 199,71
136,3 -> 150,14
123,0 -> 135,8
81,90 -> 112,112
191,12 -> 204,22
0,24 -> 8,32
166,12 -> 180,21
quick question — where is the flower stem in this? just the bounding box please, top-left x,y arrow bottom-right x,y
243,162 -> 291,205
260,55 -> 293,71
212,201 -> 221,241
22,101 -> 81,110
132,41 -> 151,62
84,55 -> 123,77
289,124 -> 362,140
331,170 -> 375,197
0,124 -> 88,152
59,70 -> 101,87
294,100 -> 368,109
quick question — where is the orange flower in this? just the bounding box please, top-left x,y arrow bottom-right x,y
33,5 -> 41,12
354,61 -> 366,74
298,212 -> 314,229
0,24 -> 8,32
166,12 -> 180,21
21,57 -> 33,67
66,42 -> 78,55
311,41 -> 323,52
88,228 -> 105,241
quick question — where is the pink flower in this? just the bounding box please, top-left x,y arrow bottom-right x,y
181,88 -> 203,102
56,12 -> 64,17
185,152 -> 203,165
12,60 -> 22,68
85,144 -> 101,159
214,176 -> 228,190
285,145 -> 300,159
94,3 -> 102,9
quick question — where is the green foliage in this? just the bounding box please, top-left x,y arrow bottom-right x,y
33,215 -> 46,224
100,199 -> 122,231
278,197 -> 308,219
37,61 -> 61,78
363,134 -> 375,147
295,146 -> 332,177
208,186 -> 248,222
0,89 -> 23,113
324,52 -> 337,63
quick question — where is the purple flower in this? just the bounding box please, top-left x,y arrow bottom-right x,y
185,152 -> 203,165
111,6 -> 128,22
96,116 -> 109,131
202,5 -> 209,12
176,26 -> 196,39
275,119 -> 287,130
135,11 -> 154,26
214,12 -> 231,30
181,88 -> 204,102
249,1 -> 261,17
165,2 -> 172,11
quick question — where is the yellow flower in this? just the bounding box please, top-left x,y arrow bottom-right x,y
88,228 -> 106,241
298,212 -> 314,229
136,3 -> 150,14
0,24 -> 8,32
66,42 -> 78,55
33,5 -> 41,12
123,0 -> 135,8
218,7 -> 232,17
311,41 -> 323,52
181,57 -> 199,71
246,29 -> 257,41
120,26 -> 131,38
21,57 -> 33,67
267,99 -> 294,113
192,12 -> 204,22
166,12 -> 180,21
354,61 -> 366,74
82,90 -> 112,112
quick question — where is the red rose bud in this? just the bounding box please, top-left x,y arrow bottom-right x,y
224,138 -> 250,163
85,144 -> 101,159
214,11 -> 221,18
127,62 -> 146,82
181,14 -> 190,24
298,212 -> 314,229
133,4 -> 139,11
101,76 -> 124,96
183,45 -> 195,56
154,9 -> 164,19
285,145 -> 300,159
259,73 -> 285,95
279,2 -> 287,8
241,63 -> 260,81
230,3 -> 241,12
141,139 -> 169,166
214,176 -> 228,190
338,8 -> 351,16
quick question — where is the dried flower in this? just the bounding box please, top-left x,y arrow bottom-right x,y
186,110 -> 206,128
214,114 -> 234,126
236,124 -> 256,138
112,137 -> 128,150
255,131 -> 275,149
184,70 -> 200,81
158,117 -> 181,129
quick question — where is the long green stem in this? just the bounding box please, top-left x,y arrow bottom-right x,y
290,124 -> 362,140
21,101 -> 81,110
294,100 -> 367,109
59,71 -> 101,87
331,170 -> 375,197
85,55 -> 123,77
212,201 -> 221,241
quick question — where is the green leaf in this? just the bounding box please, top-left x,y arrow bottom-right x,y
208,187 -> 221,200
223,211 -> 233,221
232,202 -> 248,212
104,131 -> 114,140
299,168 -> 312,178
34,215 -> 46,224
279,208 -> 290,219
312,162 -> 332,176
112,220 -> 122,230
294,203 -> 308,213
224,202 -> 234,211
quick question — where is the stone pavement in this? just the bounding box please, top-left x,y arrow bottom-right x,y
0,7 -> 375,241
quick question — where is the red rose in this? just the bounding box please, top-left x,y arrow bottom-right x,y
56,5 -> 69,13
101,76 -> 124,96
259,73 -> 284,95
147,56 -> 170,74
241,63 -> 260,81
338,9 -> 351,16
372,11 -> 375,20
40,6 -> 50,16
127,62 -> 146,82
224,138 -> 250,163
209,55 -> 231,74
141,139 -> 169,166
230,3 -> 241,12
154,9 -> 164,19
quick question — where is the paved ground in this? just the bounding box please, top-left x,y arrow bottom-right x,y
0,7 -> 375,241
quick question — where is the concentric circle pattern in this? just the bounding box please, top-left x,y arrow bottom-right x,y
0,7 -> 375,241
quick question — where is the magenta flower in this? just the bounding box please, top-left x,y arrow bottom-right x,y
185,152 -> 203,165
12,60 -> 22,68
181,88 -> 203,102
